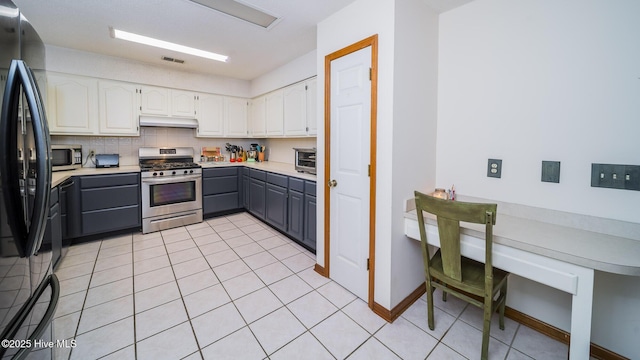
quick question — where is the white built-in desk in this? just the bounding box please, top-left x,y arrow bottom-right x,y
403,197 -> 640,360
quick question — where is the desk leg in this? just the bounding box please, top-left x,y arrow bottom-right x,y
569,267 -> 594,360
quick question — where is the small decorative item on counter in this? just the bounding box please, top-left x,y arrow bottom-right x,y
430,188 -> 449,200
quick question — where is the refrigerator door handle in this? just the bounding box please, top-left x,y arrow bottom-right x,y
0,274 -> 60,359
0,59 -> 51,257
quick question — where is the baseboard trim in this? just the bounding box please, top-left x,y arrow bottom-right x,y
373,283 -> 426,323
504,307 -> 628,360
314,263 -> 327,277
375,283 -> 629,360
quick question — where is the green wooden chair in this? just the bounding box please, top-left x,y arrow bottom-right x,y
414,191 -> 509,360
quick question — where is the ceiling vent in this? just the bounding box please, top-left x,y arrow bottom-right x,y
162,56 -> 185,64
189,0 -> 280,29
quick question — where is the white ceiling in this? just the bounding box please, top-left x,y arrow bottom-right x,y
14,0 -> 473,81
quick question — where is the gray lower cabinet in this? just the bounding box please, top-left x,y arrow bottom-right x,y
203,167 -> 240,215
235,167 -> 316,251
242,168 -> 250,209
265,173 -> 288,232
287,178 -> 305,242
303,181 -> 317,251
43,186 -> 62,269
249,169 -> 266,219
79,173 -> 141,236
60,177 -> 81,240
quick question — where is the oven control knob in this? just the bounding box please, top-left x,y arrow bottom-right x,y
159,172 -> 164,176
184,170 -> 188,174
190,170 -> 194,174
172,171 -> 176,175
153,172 -> 157,176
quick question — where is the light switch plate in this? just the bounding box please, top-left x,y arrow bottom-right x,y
541,161 -> 560,183
591,163 -> 640,191
487,159 -> 502,178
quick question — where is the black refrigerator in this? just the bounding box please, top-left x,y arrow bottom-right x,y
0,0 -> 60,359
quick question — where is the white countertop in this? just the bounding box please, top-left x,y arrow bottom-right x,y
51,161 -> 316,188
404,198 -> 640,276
51,166 -> 141,188
199,161 -> 317,181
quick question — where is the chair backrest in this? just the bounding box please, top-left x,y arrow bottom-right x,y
414,191 -> 497,282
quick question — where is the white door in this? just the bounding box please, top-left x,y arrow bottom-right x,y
329,46 -> 371,301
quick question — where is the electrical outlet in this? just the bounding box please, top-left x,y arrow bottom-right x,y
89,149 -> 95,157
487,159 -> 502,178
591,163 -> 640,191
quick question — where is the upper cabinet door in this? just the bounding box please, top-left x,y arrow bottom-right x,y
306,78 -> 318,135
225,97 -> 248,137
139,86 -> 169,116
265,89 -> 284,136
196,93 -> 224,137
283,82 -> 307,136
98,80 -> 139,136
171,90 -> 196,117
47,73 -> 98,135
250,96 -> 266,137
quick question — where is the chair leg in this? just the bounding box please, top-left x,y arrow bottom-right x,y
499,282 -> 507,330
426,282 -> 435,330
482,299 -> 492,360
442,283 -> 447,302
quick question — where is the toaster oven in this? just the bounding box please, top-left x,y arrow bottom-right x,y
294,148 -> 316,175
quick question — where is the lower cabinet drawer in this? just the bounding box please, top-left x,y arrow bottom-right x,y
82,205 -> 140,236
82,185 -> 139,211
203,177 -> 238,195
204,193 -> 239,214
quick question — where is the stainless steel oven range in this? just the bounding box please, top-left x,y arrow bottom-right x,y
139,147 -> 202,233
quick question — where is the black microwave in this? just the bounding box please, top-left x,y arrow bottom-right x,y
51,144 -> 82,171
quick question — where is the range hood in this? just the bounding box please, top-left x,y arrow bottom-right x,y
139,115 -> 198,128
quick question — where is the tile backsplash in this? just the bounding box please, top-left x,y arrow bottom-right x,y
51,127 -> 316,167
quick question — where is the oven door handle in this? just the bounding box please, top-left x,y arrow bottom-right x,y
141,174 -> 202,184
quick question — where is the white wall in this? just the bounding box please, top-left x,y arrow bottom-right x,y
436,0 -> 640,223
250,50 -> 317,98
389,0 -> 439,307
263,138 -> 317,165
437,0 -> 640,357
46,45 -> 250,97
317,0 -> 439,311
318,0 -> 396,309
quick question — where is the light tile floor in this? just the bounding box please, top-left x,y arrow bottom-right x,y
52,212 -> 573,360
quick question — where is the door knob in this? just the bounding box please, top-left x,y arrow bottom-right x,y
328,179 -> 337,188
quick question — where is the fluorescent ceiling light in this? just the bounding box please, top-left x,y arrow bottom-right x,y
189,0 -> 279,29
110,28 -> 228,62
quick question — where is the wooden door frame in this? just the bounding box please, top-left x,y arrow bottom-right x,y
322,34 -> 378,309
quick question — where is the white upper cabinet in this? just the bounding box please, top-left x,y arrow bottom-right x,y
306,77 -> 318,135
47,73 -> 98,135
225,97 -> 248,137
283,78 -> 317,136
139,86 -> 169,116
196,93 -> 224,137
265,89 -> 284,136
171,90 -> 196,117
283,82 -> 307,136
98,80 -> 139,136
250,95 -> 267,137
